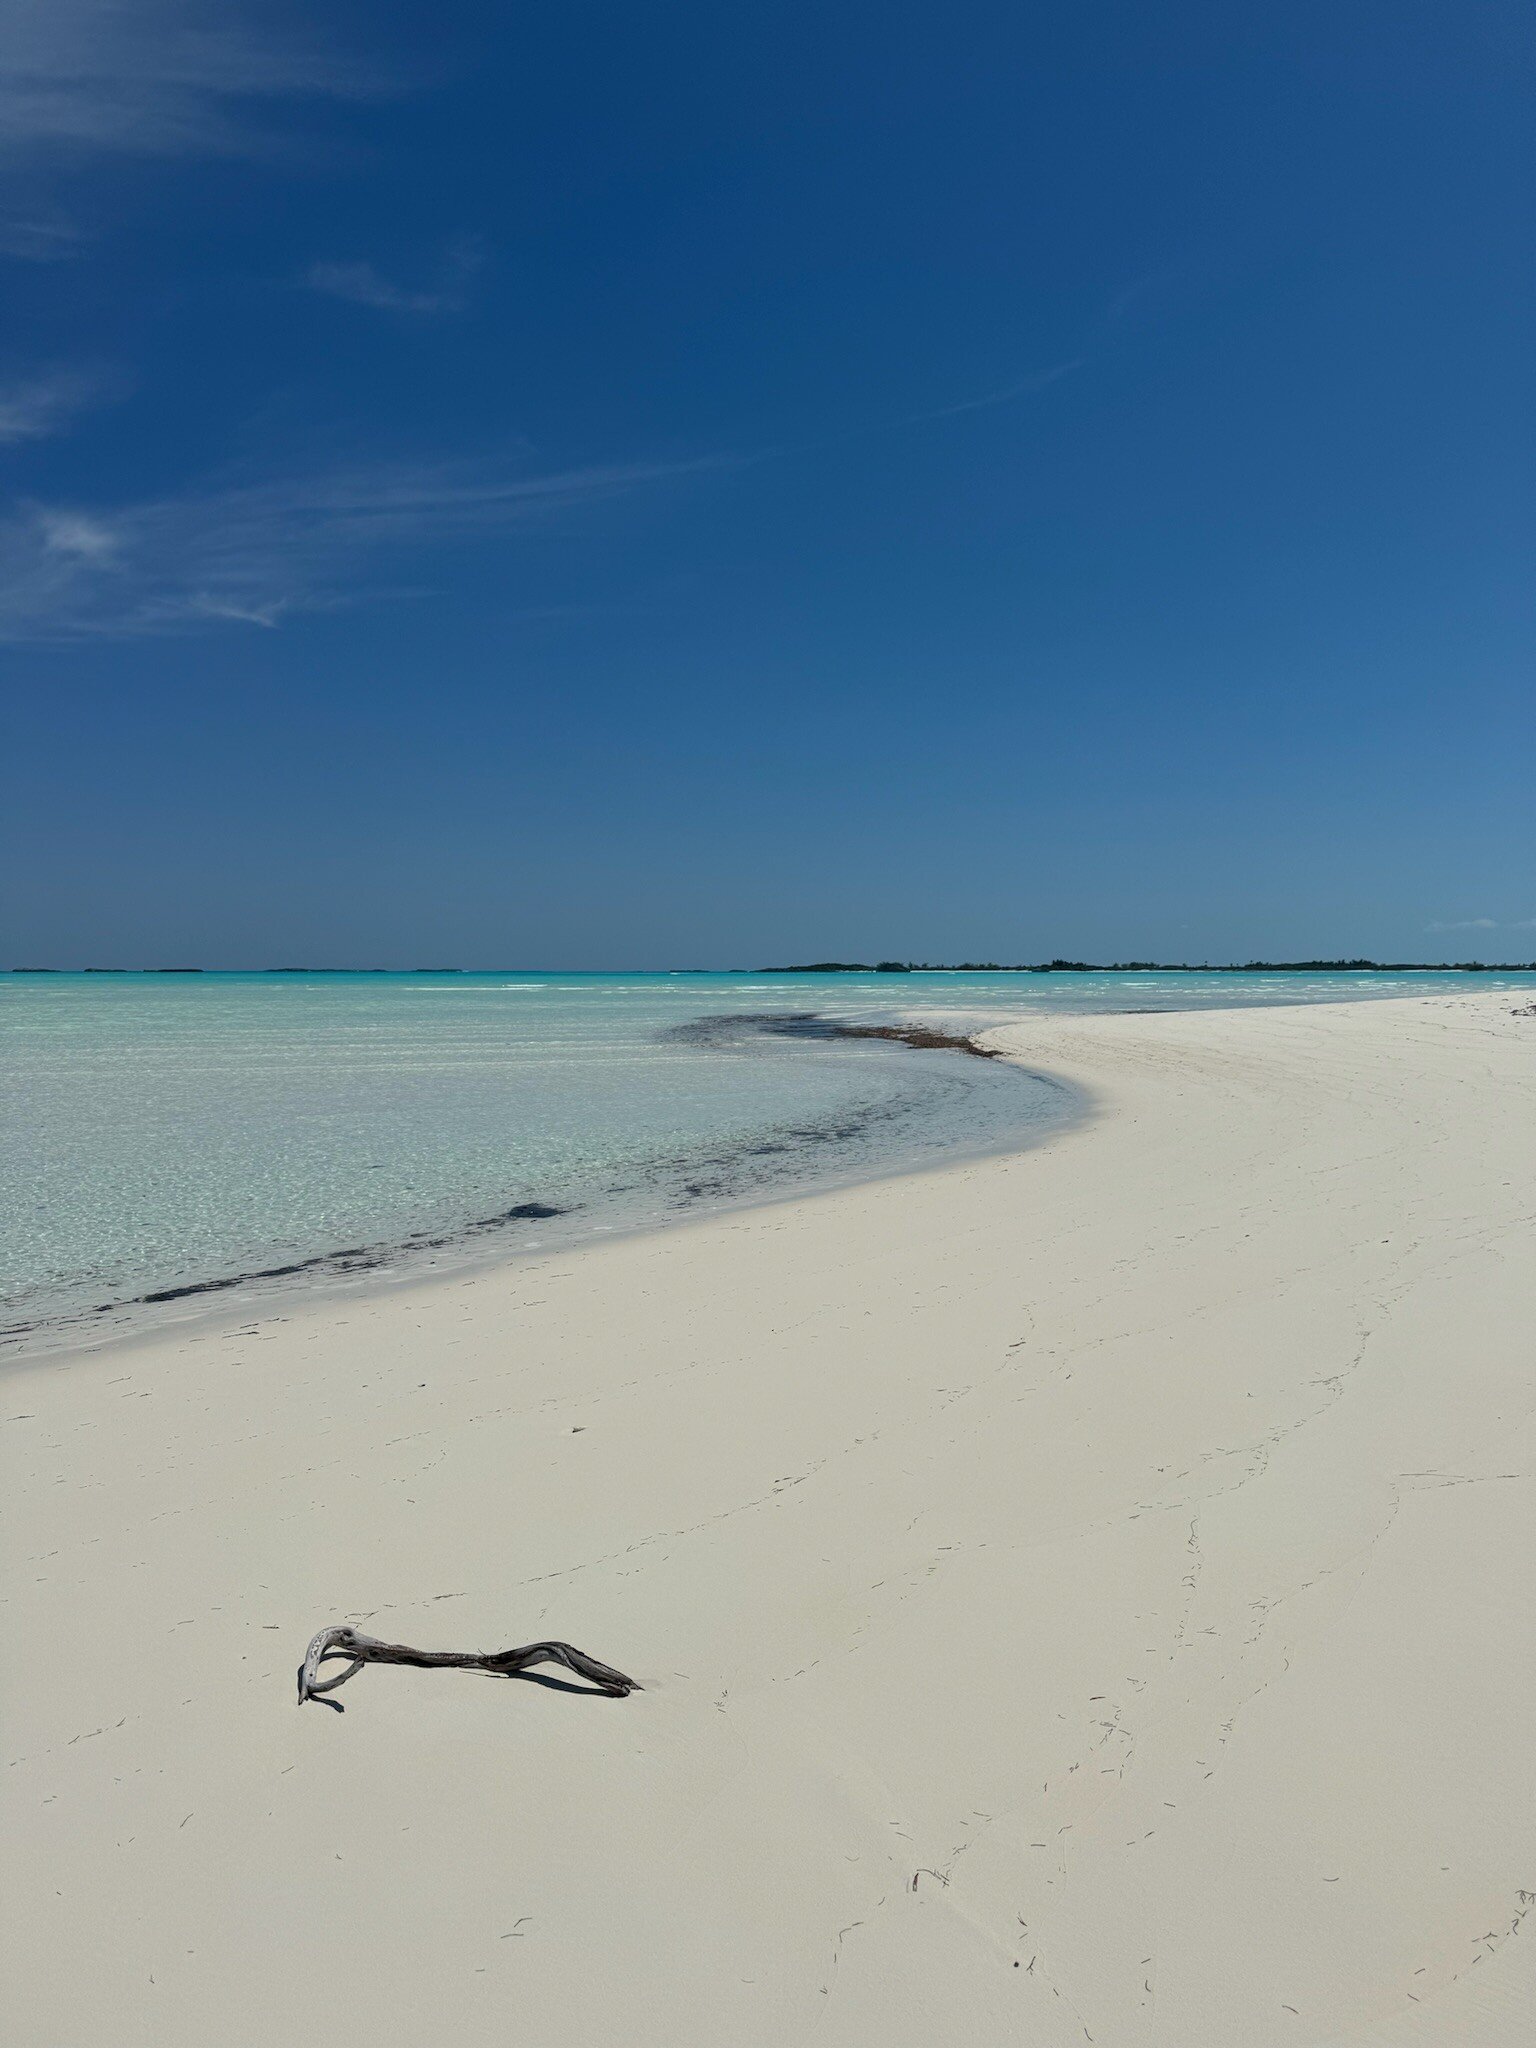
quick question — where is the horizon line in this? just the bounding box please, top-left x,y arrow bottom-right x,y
7,960 -> 1536,977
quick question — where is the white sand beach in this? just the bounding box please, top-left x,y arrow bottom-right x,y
3,990 -> 1532,2046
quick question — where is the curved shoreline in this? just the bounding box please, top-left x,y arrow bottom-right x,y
3,1015 -> 1075,1362
12,974 -> 1536,1365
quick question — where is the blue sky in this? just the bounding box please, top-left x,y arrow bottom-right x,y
2,1 -> 1532,966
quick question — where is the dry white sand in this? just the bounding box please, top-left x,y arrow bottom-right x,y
3,991 -> 1532,2046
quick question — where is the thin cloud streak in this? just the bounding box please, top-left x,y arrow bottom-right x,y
894,263 -> 1175,432
1423,916 -> 1536,932
305,261 -> 448,314
305,236 -> 485,315
0,367 -> 114,443
0,449 -> 721,641
0,0 -> 382,161
907,356 -> 1087,424
0,211 -> 85,260
781,352 -> 1090,461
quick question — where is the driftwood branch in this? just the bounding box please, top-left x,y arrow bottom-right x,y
297,1625 -> 640,1709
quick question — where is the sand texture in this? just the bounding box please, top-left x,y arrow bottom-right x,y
3,992 -> 1532,2044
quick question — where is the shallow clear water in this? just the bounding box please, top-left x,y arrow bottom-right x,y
5,967 -> 1532,1351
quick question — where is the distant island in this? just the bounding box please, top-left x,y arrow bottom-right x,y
10,958 -> 1536,975
758,958 -> 1536,974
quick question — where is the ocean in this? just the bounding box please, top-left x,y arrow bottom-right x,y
6,967 -> 1532,1352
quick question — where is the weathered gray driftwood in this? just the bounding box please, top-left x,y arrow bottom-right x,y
297,1625 -> 639,1708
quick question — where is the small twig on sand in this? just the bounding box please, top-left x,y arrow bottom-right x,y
296,1625 -> 640,1709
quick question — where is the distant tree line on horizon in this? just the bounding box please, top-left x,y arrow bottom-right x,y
9,959 -> 1536,975
756,959 -> 1536,974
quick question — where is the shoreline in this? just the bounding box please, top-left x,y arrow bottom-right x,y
22,972 -> 1509,1366
11,971 -> 1536,1368
4,991 -> 1531,2044
4,1068 -> 1088,1370
3,1016 -> 1075,1365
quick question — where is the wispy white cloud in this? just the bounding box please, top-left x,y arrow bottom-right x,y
0,449 -> 718,641
0,210 -> 85,260
0,1 -> 378,161
892,264 -> 1179,433
34,506 -> 120,556
305,235 -> 485,315
0,367 -> 115,443
1423,916 -> 1529,933
304,261 -> 445,314
908,357 -> 1086,424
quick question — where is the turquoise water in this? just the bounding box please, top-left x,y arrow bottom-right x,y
5,968 -> 1533,1350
